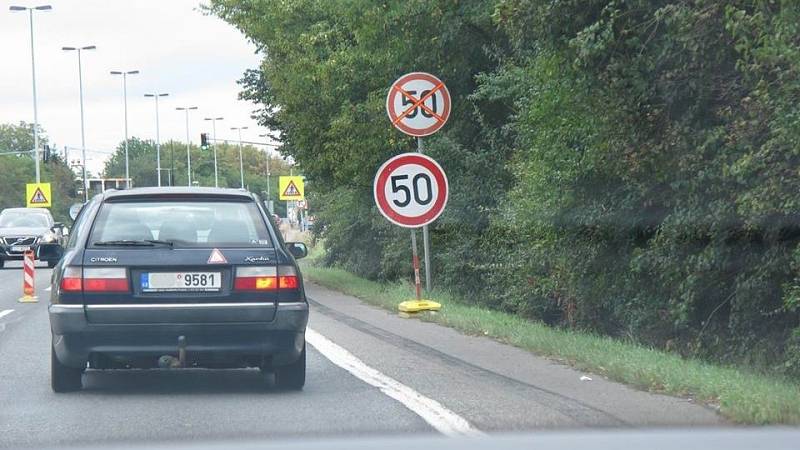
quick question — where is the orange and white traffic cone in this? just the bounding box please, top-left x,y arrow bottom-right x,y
18,249 -> 37,303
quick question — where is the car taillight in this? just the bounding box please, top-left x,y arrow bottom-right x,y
83,267 -> 129,292
279,275 -> 298,289
60,266 -> 83,292
234,266 -> 277,291
278,265 -> 299,289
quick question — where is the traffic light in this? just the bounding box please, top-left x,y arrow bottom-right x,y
200,133 -> 209,149
42,144 -> 51,162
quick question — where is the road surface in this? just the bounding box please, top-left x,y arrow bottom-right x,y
0,261 -> 723,447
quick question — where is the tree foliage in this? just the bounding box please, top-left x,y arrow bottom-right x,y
102,138 -> 293,215
0,122 -> 80,223
211,0 -> 800,374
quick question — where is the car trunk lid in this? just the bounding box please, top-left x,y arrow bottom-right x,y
82,247 -> 278,324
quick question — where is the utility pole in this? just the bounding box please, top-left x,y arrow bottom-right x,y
62,45 -> 95,201
258,133 -> 271,202
145,93 -> 169,186
231,126 -> 248,188
11,5 -> 52,183
110,69 -> 139,188
176,106 -> 198,186
204,117 -> 223,187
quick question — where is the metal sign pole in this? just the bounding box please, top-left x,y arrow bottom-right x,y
410,230 -> 422,301
417,137 -> 432,292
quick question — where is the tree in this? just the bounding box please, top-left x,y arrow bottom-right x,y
0,121 -> 45,153
0,122 -> 80,223
209,0 -> 800,374
101,137 -> 293,214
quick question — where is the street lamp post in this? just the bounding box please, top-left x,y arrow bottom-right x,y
10,4 -> 52,183
231,126 -> 248,189
144,93 -> 169,186
110,70 -> 139,188
258,133 -> 271,203
176,106 -> 198,186
62,45 -> 95,201
204,117 -> 224,187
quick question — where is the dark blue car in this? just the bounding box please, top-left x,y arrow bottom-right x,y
48,187 -> 309,392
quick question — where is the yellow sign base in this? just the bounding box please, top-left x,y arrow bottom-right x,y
398,299 -> 441,314
18,295 -> 38,303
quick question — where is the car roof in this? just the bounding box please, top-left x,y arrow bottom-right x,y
101,187 -> 255,201
1,207 -> 51,214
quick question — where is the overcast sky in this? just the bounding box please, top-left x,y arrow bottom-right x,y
0,0 -> 266,174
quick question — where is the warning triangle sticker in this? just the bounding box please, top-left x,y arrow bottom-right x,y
30,187 -> 48,204
207,248 -> 228,264
282,180 -> 301,197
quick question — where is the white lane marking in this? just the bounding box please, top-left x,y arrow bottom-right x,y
0,309 -> 14,319
306,328 -> 483,437
45,286 -> 52,291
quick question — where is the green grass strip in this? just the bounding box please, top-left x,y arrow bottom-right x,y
300,254 -> 800,425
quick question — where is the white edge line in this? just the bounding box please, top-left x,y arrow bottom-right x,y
306,327 -> 484,437
0,309 -> 14,319
45,286 -> 52,291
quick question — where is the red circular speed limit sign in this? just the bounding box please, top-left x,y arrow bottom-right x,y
386,72 -> 451,137
374,153 -> 449,228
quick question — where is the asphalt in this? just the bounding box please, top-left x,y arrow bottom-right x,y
0,260 -> 725,448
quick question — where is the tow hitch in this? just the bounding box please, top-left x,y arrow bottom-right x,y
157,335 -> 188,369
178,335 -> 187,368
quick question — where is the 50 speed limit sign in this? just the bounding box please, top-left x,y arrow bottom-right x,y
386,72 -> 451,137
374,153 -> 448,228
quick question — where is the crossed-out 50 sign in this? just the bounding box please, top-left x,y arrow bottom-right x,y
386,72 -> 451,137
374,153 -> 448,228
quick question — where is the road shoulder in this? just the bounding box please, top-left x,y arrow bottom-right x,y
306,281 -> 725,430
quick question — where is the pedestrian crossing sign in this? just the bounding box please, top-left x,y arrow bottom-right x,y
279,176 -> 305,200
26,183 -> 51,208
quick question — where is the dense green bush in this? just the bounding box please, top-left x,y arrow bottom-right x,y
212,0 -> 800,374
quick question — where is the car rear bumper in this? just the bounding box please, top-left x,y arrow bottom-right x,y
49,302 -> 308,369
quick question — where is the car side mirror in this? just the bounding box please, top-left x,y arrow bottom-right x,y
69,203 -> 84,221
37,244 -> 63,261
287,242 -> 308,259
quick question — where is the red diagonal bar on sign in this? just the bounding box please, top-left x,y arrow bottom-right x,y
392,83 -> 446,124
411,83 -> 446,120
394,84 -> 446,123
392,86 -> 435,124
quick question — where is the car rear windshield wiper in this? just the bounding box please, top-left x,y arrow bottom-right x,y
93,239 -> 174,247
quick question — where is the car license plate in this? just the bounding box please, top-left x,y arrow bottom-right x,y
11,245 -> 30,252
141,272 -> 221,292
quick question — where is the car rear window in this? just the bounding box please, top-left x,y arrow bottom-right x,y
88,200 -> 272,248
0,211 -> 51,228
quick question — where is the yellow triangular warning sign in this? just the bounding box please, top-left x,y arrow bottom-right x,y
26,183 -> 52,208
30,187 -> 48,204
278,176 -> 304,200
282,180 -> 301,197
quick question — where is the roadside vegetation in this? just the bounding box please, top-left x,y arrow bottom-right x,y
212,1 -> 800,378
101,138 -> 294,216
0,122 -> 81,223
301,243 -> 800,425
0,121 -> 295,219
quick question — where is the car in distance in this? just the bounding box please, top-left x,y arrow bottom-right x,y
48,187 -> 309,392
0,207 -> 67,268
